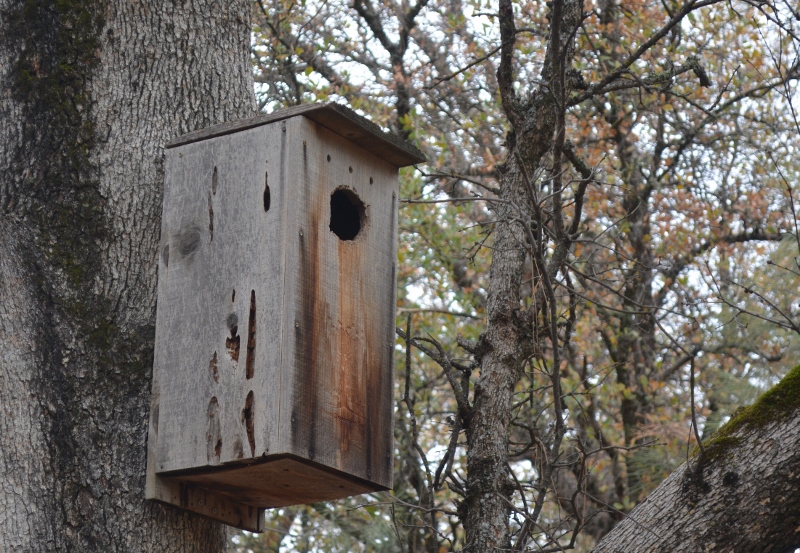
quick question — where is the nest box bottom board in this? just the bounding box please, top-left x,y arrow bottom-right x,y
150,454 -> 385,531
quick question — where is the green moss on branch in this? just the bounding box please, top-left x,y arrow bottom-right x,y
701,364 -> 800,462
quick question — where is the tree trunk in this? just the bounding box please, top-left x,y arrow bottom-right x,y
592,366 -> 800,553
463,161 -> 528,552
0,1 -> 255,550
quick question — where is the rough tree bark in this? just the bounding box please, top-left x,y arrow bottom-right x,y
0,0 -> 255,550
593,366 -> 800,553
462,0 -> 585,549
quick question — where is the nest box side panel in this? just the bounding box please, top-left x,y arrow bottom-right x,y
281,116 -> 397,490
150,123 -> 288,476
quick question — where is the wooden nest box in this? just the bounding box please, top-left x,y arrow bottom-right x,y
146,103 -> 424,531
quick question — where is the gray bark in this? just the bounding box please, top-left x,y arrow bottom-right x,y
0,0 -> 255,550
593,387 -> 800,552
462,0 -> 585,549
463,163 -> 528,552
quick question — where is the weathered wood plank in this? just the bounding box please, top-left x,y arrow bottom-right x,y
147,473 -> 264,532
152,122 -> 286,474
165,103 -> 426,168
176,455 -> 384,508
283,116 -> 396,489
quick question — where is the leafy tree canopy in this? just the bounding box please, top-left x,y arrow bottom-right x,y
236,0 -> 800,550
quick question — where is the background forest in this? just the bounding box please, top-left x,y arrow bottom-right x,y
232,0 -> 800,550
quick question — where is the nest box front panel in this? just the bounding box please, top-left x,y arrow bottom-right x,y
282,117 -> 397,490
153,123 -> 287,474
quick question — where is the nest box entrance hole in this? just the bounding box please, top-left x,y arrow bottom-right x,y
329,188 -> 365,241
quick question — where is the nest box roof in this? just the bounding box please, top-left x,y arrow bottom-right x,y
166,102 -> 426,168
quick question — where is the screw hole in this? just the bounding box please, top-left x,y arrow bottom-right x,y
369,176 -> 374,184
349,166 -> 353,173
327,154 -> 331,162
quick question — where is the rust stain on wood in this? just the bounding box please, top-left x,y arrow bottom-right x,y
209,351 -> 218,383
289,128 -> 394,481
226,313 -> 240,362
292,136 -> 391,477
334,236 -> 368,455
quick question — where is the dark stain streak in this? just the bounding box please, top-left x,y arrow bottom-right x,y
232,437 -> 244,460
263,172 -> 270,212
226,313 -> 240,362
209,351 -> 218,383
178,227 -> 201,257
242,391 -> 256,457
295,225 -> 319,459
335,236 -> 367,458
206,397 -> 221,464
208,192 -> 214,241
382,192 -> 399,477
293,139 -> 319,460
226,331 -> 240,362
246,290 -> 256,379
365,194 -> 397,481
212,165 -> 218,195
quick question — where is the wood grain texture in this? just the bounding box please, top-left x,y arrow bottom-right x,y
175,455 -> 382,508
164,102 -> 426,168
283,116 -> 396,489
148,474 -> 264,532
150,122 -> 286,475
